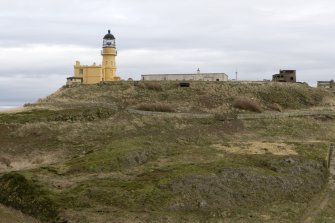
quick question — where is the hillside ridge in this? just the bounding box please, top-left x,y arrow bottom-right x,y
0,81 -> 334,223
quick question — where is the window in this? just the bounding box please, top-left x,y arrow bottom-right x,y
79,69 -> 83,75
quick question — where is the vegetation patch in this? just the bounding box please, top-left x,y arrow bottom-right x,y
268,103 -> 283,112
256,84 -> 326,109
60,178 -> 173,211
0,173 -> 59,222
137,103 -> 175,112
64,137 -> 172,174
247,117 -> 327,139
138,82 -> 163,91
0,82 -> 334,222
0,108 -> 116,124
232,97 -> 262,113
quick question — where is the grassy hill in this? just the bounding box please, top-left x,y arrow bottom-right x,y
0,81 -> 334,222
32,81 -> 334,111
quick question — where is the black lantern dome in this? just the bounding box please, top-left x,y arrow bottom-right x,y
103,30 -> 115,48
103,30 -> 115,40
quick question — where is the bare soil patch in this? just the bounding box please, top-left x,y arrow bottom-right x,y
0,151 -> 66,173
212,142 -> 298,156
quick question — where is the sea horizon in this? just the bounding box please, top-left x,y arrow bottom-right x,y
0,105 -> 21,111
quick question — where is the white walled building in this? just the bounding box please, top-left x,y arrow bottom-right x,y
141,73 -> 228,82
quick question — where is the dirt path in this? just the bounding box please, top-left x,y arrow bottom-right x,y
128,108 -> 335,120
302,144 -> 335,223
237,109 -> 335,120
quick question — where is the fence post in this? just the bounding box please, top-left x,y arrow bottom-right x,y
327,144 -> 334,169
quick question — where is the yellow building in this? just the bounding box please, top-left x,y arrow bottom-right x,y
67,30 -> 120,85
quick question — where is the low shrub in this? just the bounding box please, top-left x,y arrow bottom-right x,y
232,97 -> 262,113
23,103 -> 34,107
0,157 -> 11,167
268,103 -> 283,112
137,103 -> 175,112
15,122 -> 51,137
138,82 -> 162,91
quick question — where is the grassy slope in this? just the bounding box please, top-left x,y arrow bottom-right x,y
0,82 -> 334,223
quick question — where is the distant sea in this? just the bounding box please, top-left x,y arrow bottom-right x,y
0,105 -> 19,111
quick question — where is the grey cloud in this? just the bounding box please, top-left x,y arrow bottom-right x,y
0,0 -> 334,106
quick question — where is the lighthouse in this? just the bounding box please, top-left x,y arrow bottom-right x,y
68,30 -> 120,85
101,30 -> 118,81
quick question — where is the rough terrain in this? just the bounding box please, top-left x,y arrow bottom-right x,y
0,81 -> 334,223
302,144 -> 335,223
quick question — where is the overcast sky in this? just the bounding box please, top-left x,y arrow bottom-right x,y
1,0 -> 335,107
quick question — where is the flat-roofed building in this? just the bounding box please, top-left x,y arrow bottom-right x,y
141,73 -> 228,82
272,70 -> 296,83
317,80 -> 334,93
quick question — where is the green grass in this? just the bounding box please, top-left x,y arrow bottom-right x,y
0,108 -> 116,124
313,188 -> 335,222
59,178 -> 173,211
245,117 -> 327,139
21,153 -> 326,220
290,142 -> 329,163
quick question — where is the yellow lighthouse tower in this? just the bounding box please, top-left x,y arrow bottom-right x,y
68,30 -> 120,85
101,30 -> 119,81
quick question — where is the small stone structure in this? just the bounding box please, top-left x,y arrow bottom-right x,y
272,70 -> 296,83
317,80 -> 334,93
66,77 -> 82,86
179,82 -> 190,87
141,73 -> 228,82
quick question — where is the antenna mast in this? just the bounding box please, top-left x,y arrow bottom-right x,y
235,68 -> 238,81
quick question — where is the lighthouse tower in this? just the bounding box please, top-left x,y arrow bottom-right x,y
101,30 -> 119,81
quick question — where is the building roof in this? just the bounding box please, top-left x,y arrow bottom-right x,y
103,30 -> 115,40
318,80 -> 334,83
141,73 -> 227,77
67,77 -> 83,80
280,70 -> 296,72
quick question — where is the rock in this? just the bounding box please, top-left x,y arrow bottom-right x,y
284,157 -> 296,164
198,200 -> 208,209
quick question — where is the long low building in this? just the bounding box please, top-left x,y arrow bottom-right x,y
317,80 -> 334,93
141,73 -> 228,82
